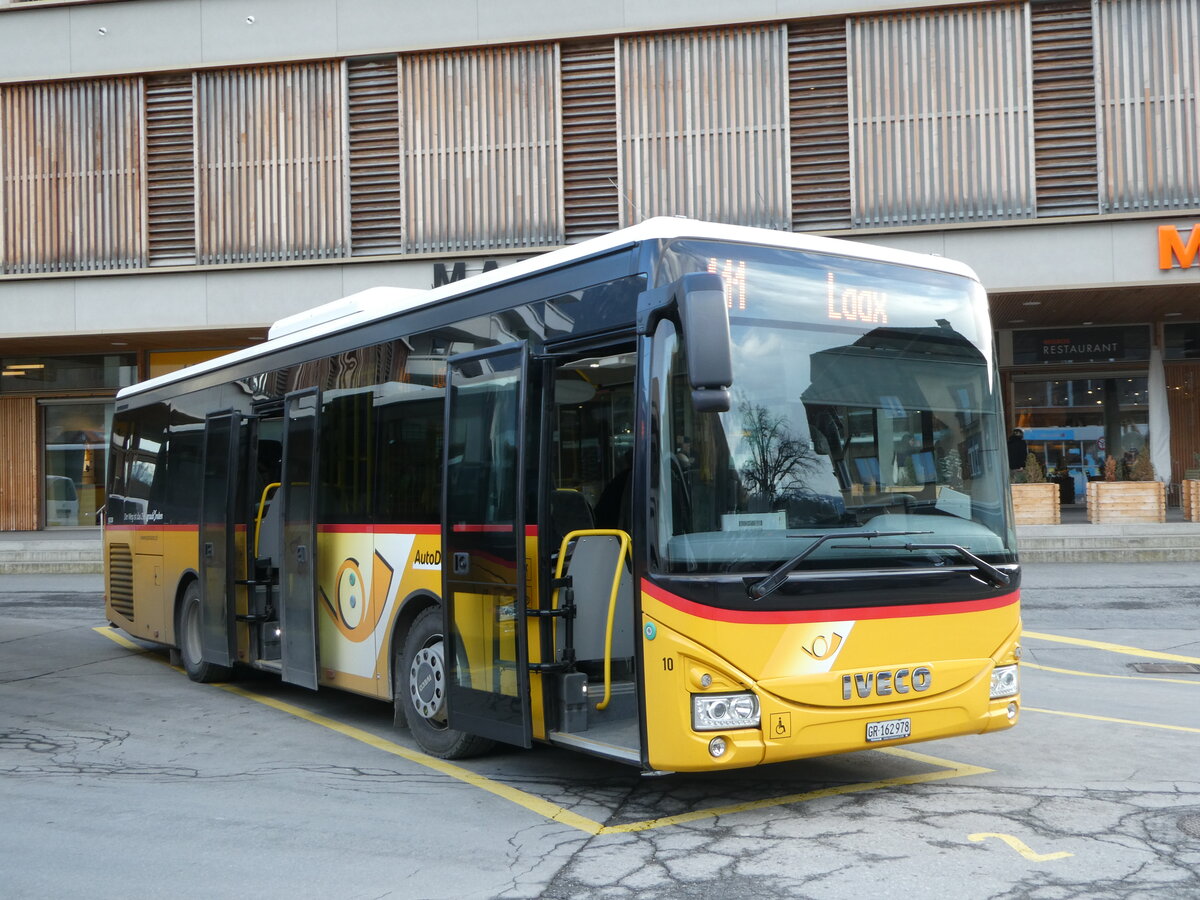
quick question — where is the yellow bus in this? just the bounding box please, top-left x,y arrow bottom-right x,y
104,218 -> 1020,772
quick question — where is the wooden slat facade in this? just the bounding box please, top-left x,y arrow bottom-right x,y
1031,0 -> 1099,216
145,73 -> 197,266
848,4 -> 1034,227
619,25 -> 791,229
195,62 -> 347,264
560,40 -> 619,243
788,19 -> 852,231
0,78 -> 145,274
400,45 -> 561,253
0,397 -> 40,531
347,57 -> 403,256
0,10 -> 1197,271
1166,363 -> 1200,486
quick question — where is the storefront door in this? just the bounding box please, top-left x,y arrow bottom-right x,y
1011,375 -> 1148,502
42,401 -> 113,527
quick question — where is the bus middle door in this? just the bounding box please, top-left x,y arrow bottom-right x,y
441,343 -> 532,749
198,411 -> 242,668
278,388 -> 320,690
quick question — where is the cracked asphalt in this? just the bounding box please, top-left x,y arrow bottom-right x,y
1,563 -> 1198,899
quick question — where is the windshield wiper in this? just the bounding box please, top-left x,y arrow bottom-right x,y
831,541 -> 1011,589
747,530 -> 933,601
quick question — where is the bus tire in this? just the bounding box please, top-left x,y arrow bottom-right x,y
177,580 -> 234,684
398,606 -> 493,759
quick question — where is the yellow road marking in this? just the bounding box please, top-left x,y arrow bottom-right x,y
1025,706 -> 1200,734
1022,631 -> 1200,665
603,748 -> 992,834
97,628 -> 153,657
94,627 -> 990,834
1023,661 -> 1200,686
969,832 -> 1072,862
217,683 -> 605,834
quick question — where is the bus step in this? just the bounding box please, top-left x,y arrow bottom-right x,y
547,727 -> 640,764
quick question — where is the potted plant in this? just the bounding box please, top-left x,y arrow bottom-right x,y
1183,454 -> 1200,523
1010,452 -> 1060,525
1086,451 -> 1166,523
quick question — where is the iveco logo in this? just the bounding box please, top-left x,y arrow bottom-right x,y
842,666 -> 932,700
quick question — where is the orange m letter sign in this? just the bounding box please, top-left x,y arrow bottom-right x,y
1159,225 -> 1200,269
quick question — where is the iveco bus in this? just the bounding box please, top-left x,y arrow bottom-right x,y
104,218 -> 1020,771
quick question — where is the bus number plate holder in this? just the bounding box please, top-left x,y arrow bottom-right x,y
866,717 -> 911,742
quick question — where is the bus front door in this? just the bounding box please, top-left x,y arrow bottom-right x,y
199,411 -> 241,667
279,389 -> 320,689
441,344 -> 532,749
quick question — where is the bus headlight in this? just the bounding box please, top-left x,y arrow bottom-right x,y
990,665 -> 1019,699
692,692 -> 760,731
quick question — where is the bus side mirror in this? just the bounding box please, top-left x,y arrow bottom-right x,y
677,273 -> 732,413
637,272 -> 733,413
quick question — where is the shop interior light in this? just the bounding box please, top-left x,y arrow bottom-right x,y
8,363 -> 45,369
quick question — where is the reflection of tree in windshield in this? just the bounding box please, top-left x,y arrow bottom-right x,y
737,398 -> 819,504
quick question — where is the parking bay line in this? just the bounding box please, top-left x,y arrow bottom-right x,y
1021,631 -> 1200,665
94,626 -> 992,834
1023,661 -> 1200,686
1024,706 -> 1200,734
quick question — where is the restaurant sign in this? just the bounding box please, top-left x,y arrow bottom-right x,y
1013,326 -> 1149,364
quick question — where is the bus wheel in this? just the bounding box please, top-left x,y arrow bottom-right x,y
399,606 -> 493,759
177,580 -> 234,684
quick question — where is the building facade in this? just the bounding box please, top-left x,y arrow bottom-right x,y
2,0 -> 1198,529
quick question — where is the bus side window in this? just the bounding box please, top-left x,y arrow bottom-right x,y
375,396 -> 442,526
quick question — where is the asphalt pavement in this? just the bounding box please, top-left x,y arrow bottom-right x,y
1,562 -> 1197,899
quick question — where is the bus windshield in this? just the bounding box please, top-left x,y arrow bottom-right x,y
652,239 -> 1016,577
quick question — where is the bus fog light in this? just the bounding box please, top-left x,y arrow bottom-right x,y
692,692 -> 760,731
990,665 -> 1019,699
1007,702 -> 1018,720
708,736 -> 727,758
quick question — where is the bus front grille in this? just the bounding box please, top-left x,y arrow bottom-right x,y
108,543 -> 134,621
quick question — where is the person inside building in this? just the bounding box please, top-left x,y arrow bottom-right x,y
1007,428 -> 1028,471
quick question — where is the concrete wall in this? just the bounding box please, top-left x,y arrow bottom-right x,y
0,255 -> 518,337
856,216 -> 1200,294
0,0 -> 1001,83
4,214 -> 1199,341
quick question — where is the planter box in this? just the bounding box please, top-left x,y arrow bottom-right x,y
1184,480 -> 1200,522
1086,481 -> 1166,524
1011,482 -> 1060,525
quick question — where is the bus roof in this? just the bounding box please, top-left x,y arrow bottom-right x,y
117,217 -> 980,400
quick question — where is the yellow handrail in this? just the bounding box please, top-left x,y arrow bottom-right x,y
253,482 -> 281,557
553,528 -> 631,712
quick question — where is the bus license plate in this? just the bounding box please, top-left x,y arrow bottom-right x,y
866,717 -> 911,743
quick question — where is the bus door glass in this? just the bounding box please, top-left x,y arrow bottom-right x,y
545,347 -> 641,762
442,344 -> 532,748
199,411 -> 241,667
279,389 -> 320,689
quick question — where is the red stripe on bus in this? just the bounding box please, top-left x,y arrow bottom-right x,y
316,524 -> 538,536
641,579 -> 1018,624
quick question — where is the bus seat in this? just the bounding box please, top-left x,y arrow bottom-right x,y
556,533 -> 633,664
256,487 -> 283,562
